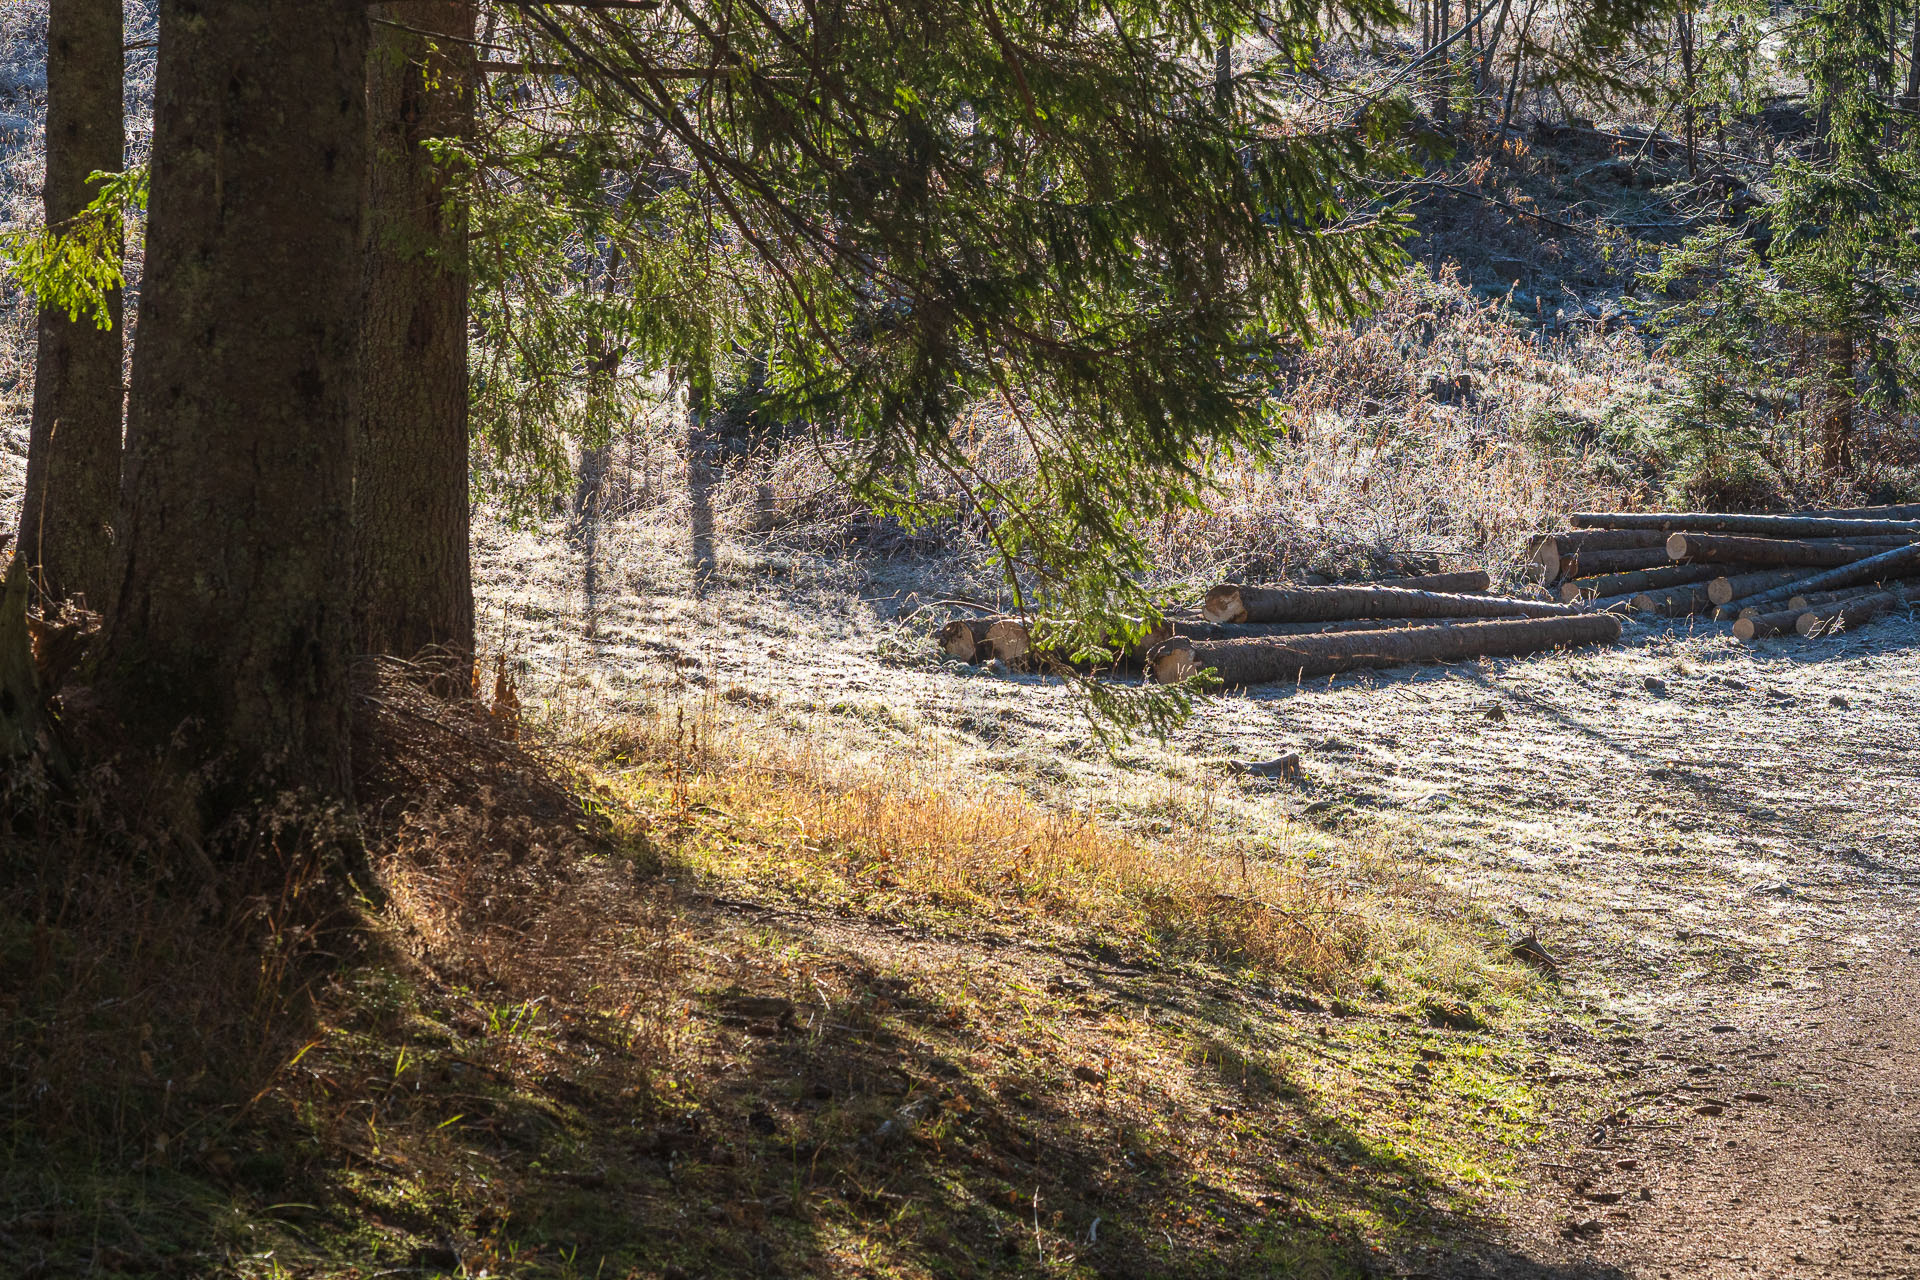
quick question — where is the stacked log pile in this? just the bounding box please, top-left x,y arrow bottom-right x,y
938,571 -> 1502,668
1529,505 -> 1920,644
940,568 -> 1627,687
938,503 -> 1920,691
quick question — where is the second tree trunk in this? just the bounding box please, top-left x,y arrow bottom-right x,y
356,0 -> 477,678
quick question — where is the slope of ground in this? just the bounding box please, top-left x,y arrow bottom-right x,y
470,501 -> 1920,1277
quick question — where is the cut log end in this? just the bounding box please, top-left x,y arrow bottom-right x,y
1201,586 -> 1248,624
1731,616 -> 1758,642
983,620 -> 1031,663
938,620 -> 982,662
1148,638 -> 1199,684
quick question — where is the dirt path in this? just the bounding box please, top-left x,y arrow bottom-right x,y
478,515 -> 1920,1278
1463,944 -> 1920,1279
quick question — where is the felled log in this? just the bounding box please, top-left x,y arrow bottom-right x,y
1162,616 -> 1500,642
1734,542 -> 1920,612
1633,569 -> 1793,616
1375,570 -> 1491,594
1793,503 -> 1920,519
1528,530 -> 1666,581
1201,584 -> 1578,625
1559,562 -> 1724,603
939,618 -> 998,662
1546,547 -> 1677,583
1147,613 -> 1622,685
1570,511 -> 1920,538
1786,582 -> 1894,610
1706,569 -> 1807,606
1731,608 -> 1805,642
1663,533 -> 1909,567
1796,583 -> 1920,636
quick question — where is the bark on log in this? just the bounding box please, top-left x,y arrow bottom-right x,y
1165,616 -> 1504,641
1528,528 -> 1669,557
1733,542 -> 1920,612
1374,570 -> 1491,593
1795,583 -> 1920,636
1559,562 -> 1725,602
1547,547 -> 1677,583
1731,608 -> 1805,642
1147,614 -> 1622,686
1569,512 -> 1920,538
939,618 -> 997,662
1201,584 -> 1578,625
1529,530 -> 1667,581
1791,503 -> 1920,519
1707,569 -> 1808,606
1663,533 -> 1909,566
1786,583 -> 1887,611
1635,569 -> 1795,615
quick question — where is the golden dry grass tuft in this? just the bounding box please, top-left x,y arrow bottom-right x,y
574,690 -> 1525,1005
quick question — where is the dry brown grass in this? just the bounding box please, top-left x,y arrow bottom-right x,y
573,690 -> 1522,1002
1145,265 -> 1650,588
572,263 -> 1652,605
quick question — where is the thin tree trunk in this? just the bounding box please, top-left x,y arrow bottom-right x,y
356,1 -> 476,684
98,0 -> 369,809
1678,5 -> 1697,178
1904,0 -> 1920,114
1498,0 -> 1538,138
20,0 -> 123,607
1475,0 -> 1515,99
1822,330 -> 1856,475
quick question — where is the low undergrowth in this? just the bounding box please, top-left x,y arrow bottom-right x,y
0,672 -> 1584,1279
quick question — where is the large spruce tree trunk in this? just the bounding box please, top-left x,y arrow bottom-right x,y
97,0 -> 368,806
356,1 -> 476,681
20,0 -> 124,606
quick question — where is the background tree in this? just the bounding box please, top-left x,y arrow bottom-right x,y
95,0 -> 369,813
356,1 -> 479,680
18,0 -> 123,606
1640,0 -> 1920,498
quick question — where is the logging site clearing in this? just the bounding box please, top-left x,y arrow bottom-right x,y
463,495 -> 1920,1278
10,3 -> 1920,1270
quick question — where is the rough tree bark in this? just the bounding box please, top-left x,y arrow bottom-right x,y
1568,511 -> 1920,537
1556,562 -> 1724,602
1704,568 -> 1806,606
97,0 -> 369,806
1201,583 -> 1575,625
20,0 -> 123,605
1736,542 -> 1920,612
1663,533 -> 1909,566
356,0 -> 477,678
1148,614 -> 1623,685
